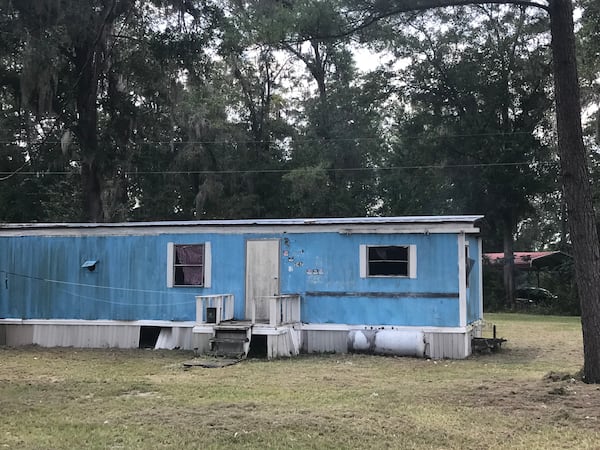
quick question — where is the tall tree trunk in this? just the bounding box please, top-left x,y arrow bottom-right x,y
502,214 -> 516,309
550,0 -> 600,383
72,0 -> 134,223
75,46 -> 104,223
81,161 -> 103,222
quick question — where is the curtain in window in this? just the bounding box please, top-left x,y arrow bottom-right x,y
175,245 -> 204,285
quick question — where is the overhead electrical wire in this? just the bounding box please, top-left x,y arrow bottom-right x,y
0,160 -> 560,177
1,270 -> 197,306
0,130 -> 549,145
54,287 -> 197,307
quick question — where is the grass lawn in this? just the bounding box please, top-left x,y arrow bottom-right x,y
1,314 -> 599,449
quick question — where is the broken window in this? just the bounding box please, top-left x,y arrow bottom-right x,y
368,246 -> 409,277
173,244 -> 205,286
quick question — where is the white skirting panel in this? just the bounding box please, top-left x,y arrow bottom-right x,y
302,328 -> 473,359
0,321 -> 198,350
155,327 -> 194,350
267,327 -> 302,359
1,321 -> 476,359
0,323 -> 140,348
36,324 -> 139,348
302,330 -> 349,354
425,332 -> 471,359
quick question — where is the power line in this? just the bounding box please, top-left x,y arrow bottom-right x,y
2,270 -> 197,306
0,160 -> 560,177
3,270 -> 168,294
54,287 -> 197,307
0,130 -> 547,146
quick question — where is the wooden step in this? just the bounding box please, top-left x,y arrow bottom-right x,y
214,325 -> 251,332
208,327 -> 252,359
209,336 -> 250,344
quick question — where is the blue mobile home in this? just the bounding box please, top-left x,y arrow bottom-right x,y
0,216 -> 483,359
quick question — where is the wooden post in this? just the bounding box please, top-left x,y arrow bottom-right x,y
295,294 -> 301,323
215,295 -> 222,325
270,297 -> 278,327
195,296 -> 204,324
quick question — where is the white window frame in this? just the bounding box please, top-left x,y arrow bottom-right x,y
167,242 -> 211,288
360,244 -> 417,279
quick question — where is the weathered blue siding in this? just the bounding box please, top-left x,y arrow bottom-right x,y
280,233 -> 460,326
301,295 -> 459,326
1,229 -> 471,327
1,233 -> 244,322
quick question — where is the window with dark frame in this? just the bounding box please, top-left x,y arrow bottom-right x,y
173,244 -> 205,286
368,246 -> 409,276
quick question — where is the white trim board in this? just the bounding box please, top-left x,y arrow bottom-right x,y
204,241 -> 212,288
1,319 -> 478,339
478,237 -> 484,320
0,319 -> 197,327
458,233 -> 467,328
193,324 -> 298,336
300,323 -> 473,334
166,242 -> 174,287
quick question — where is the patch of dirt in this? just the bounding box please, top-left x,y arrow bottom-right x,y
182,357 -> 241,369
119,390 -> 161,398
461,375 -> 600,429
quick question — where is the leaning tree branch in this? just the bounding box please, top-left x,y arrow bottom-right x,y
306,0 -> 549,43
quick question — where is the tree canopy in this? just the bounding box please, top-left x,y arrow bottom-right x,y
2,0 -> 600,381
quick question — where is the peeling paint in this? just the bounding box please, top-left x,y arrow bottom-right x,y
306,269 -> 323,275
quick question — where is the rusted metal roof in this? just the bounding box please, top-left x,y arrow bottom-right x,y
0,215 -> 483,230
484,251 -> 571,270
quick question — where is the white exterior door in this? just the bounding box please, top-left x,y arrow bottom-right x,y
245,239 -> 280,321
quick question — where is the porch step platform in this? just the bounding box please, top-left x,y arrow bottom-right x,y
214,323 -> 253,330
209,325 -> 252,358
209,336 -> 250,344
